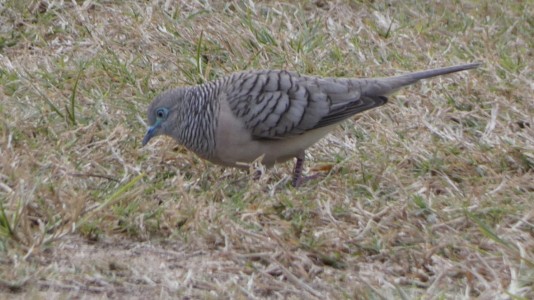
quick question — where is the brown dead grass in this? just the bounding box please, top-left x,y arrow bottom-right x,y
1,0 -> 533,299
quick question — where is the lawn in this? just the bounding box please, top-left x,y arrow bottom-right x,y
1,0 -> 533,299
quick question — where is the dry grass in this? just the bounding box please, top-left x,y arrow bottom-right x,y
1,0 -> 533,299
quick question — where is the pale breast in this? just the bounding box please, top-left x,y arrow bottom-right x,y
212,97 -> 335,167
211,97 -> 335,168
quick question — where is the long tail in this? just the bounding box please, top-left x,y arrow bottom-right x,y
406,62 -> 481,81
365,62 -> 481,96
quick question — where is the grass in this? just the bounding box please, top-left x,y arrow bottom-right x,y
1,0 -> 533,298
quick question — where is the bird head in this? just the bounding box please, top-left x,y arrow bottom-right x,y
142,88 -> 188,146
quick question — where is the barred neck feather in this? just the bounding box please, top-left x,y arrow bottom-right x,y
175,80 -> 224,158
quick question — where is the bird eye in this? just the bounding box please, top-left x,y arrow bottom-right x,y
156,108 -> 168,119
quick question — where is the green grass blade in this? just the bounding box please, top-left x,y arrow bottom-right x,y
0,202 -> 14,238
196,30 -> 204,82
23,71 -> 65,119
77,173 -> 145,229
67,62 -> 86,126
466,211 -> 516,250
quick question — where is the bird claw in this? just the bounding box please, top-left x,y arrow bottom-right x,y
292,173 -> 325,187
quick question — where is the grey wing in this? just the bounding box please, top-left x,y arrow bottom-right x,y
224,70 -> 387,139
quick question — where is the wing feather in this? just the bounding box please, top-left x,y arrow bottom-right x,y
223,71 -> 387,139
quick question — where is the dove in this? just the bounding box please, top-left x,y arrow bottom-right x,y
143,63 -> 480,186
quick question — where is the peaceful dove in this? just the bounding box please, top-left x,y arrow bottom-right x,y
143,63 -> 480,186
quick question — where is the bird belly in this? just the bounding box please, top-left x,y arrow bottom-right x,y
212,124 -> 335,168
211,96 -> 335,168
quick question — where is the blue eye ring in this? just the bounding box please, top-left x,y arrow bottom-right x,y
156,108 -> 168,119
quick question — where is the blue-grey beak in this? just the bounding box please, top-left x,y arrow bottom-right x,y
142,125 -> 158,146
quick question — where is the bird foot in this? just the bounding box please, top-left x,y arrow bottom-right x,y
252,169 -> 263,181
292,173 -> 325,187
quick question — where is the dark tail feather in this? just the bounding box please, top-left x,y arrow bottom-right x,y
369,62 -> 481,95
406,62 -> 481,81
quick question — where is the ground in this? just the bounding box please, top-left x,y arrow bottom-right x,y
0,0 -> 533,299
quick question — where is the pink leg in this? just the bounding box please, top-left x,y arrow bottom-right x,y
292,154 -> 305,187
292,152 -> 327,187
